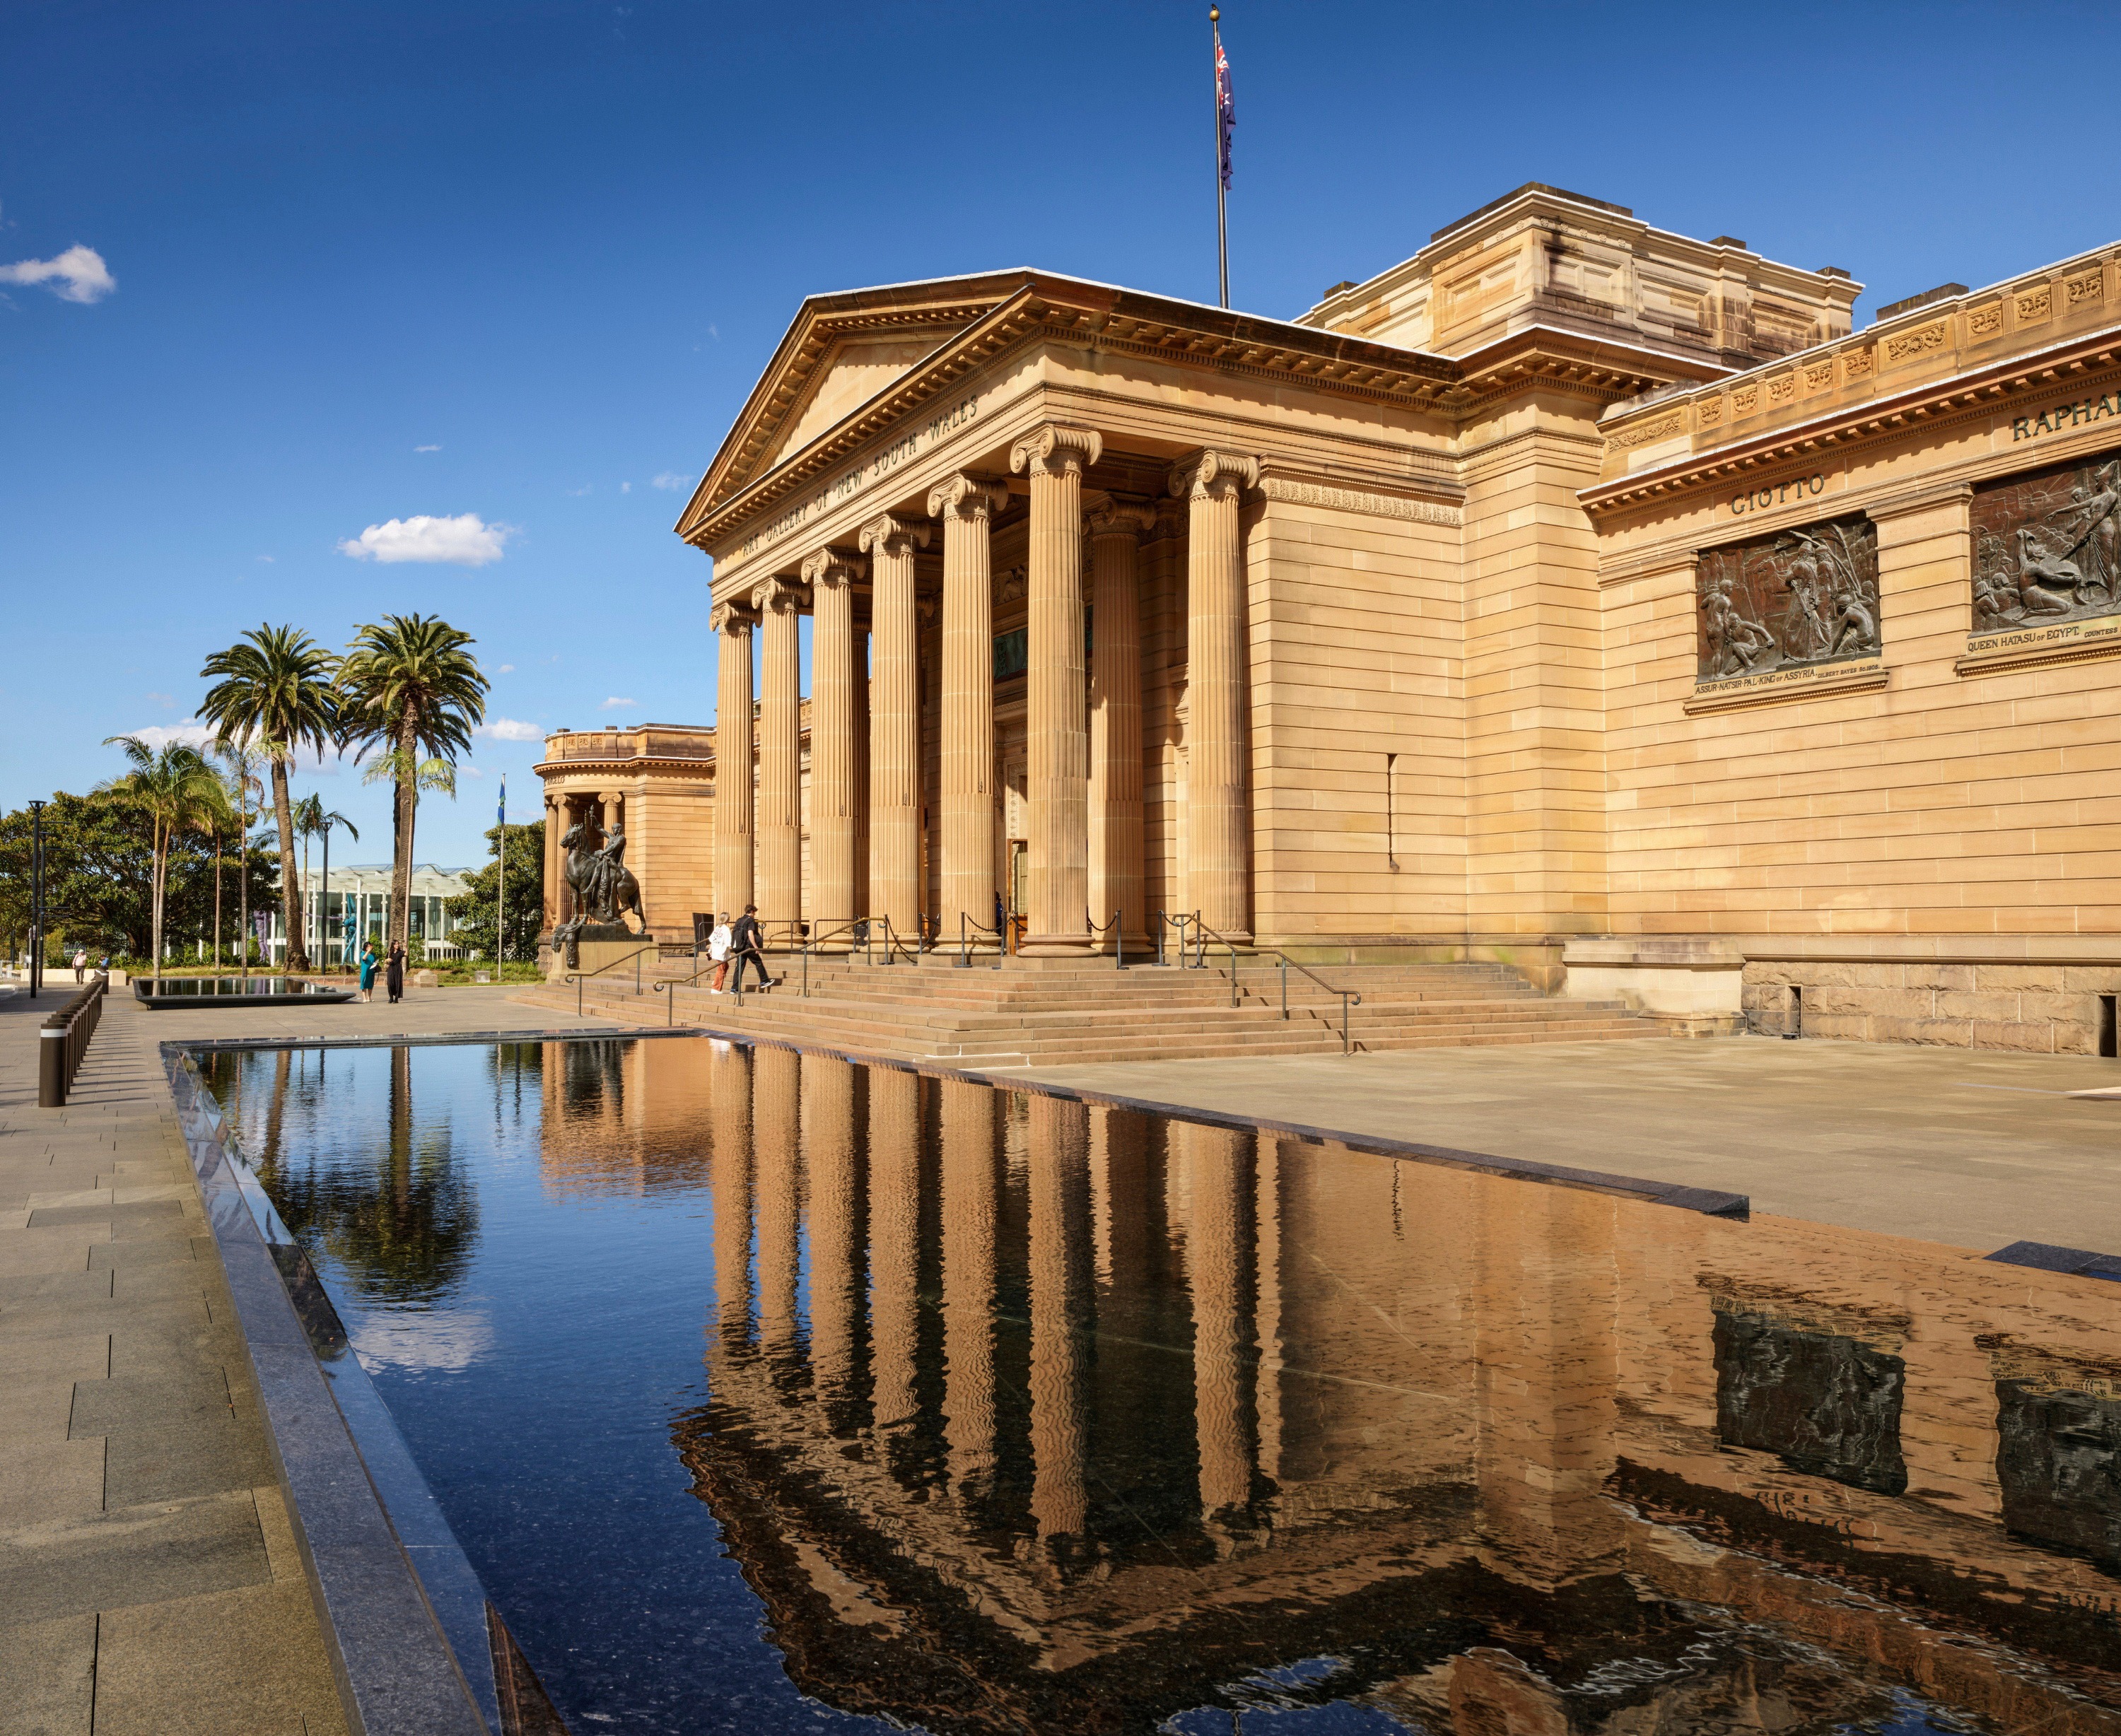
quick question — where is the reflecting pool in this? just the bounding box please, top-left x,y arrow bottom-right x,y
201,1036 -> 2121,1735
138,975 -> 355,1006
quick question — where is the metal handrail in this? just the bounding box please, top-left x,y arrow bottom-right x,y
1084,908 -> 1125,970
1192,917 -> 1364,1054
957,911 -> 1005,968
561,938 -> 658,1014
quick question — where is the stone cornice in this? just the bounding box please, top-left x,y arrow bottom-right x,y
1254,474 -> 1462,528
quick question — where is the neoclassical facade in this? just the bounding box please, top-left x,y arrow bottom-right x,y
533,182 -> 2121,1048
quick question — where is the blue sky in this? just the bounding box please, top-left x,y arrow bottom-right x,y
6,0 -> 2117,865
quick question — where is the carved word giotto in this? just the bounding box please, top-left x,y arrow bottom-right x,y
1697,513 -> 1881,681
1729,472 -> 1826,517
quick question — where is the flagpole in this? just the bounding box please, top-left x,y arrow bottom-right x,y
1212,6 -> 1228,308
496,776 -> 507,967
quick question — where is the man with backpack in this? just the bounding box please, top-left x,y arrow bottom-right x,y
729,904 -> 771,994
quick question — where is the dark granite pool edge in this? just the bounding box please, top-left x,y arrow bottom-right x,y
170,1021 -> 1750,1219
160,1042 -> 496,1736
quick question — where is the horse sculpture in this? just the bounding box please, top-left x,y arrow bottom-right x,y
555,821 -> 648,962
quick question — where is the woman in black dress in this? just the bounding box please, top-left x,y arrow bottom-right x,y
386,942 -> 406,1004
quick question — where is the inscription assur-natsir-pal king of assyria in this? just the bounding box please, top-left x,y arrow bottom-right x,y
1697,513 -> 1882,683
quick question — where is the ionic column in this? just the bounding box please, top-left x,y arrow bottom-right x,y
801,1052 -> 864,1433
851,615 -> 870,917
1010,424 -> 1103,956
868,1065 -> 922,1465
802,549 -> 865,942
1087,500 -> 1155,950
711,600 -> 756,919
931,475 -> 1008,944
542,795 -> 561,929
710,1040 -> 754,1351
752,575 -> 810,937
754,1043 -> 802,1368
1185,1120 -> 1256,1528
858,514 -> 929,945
1169,450 -> 1259,942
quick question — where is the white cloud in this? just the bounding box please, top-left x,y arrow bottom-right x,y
120,720 -> 214,751
337,512 -> 511,566
0,244 -> 115,304
601,696 -> 637,710
414,444 -> 440,452
461,765 -> 484,778
650,471 -> 694,491
350,1309 -> 492,1374
565,483 -> 592,497
619,481 -> 631,494
146,691 -> 175,708
497,663 -> 515,674
256,553 -> 275,564
476,717 -> 544,742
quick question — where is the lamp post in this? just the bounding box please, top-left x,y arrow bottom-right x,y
27,799 -> 45,1000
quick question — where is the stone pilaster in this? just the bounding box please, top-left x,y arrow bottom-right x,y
1170,449 -> 1259,942
858,513 -> 930,945
751,575 -> 810,934
1087,499 -> 1155,950
711,599 -> 756,920
802,549 -> 865,942
930,474 -> 1009,943
1011,423 -> 1103,956
542,794 -> 561,930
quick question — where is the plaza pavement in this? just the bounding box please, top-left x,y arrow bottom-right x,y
0,982 -> 626,1736
1015,1035 -> 2121,1256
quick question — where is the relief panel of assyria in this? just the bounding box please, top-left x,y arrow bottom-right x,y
1972,448 -> 2121,633
1697,514 -> 1881,681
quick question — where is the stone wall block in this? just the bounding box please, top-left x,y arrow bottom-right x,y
1974,964 -> 2067,992
2063,966 -> 2121,993
1800,1012 -> 1871,1040
2018,990 -> 2098,1025
1854,988 -> 1941,1021
2052,1019 -> 2102,1055
1972,1019 -> 2057,1052
1742,961 -> 1797,987
1904,963 -> 1976,992
1936,990 -> 2023,1023
1869,1016 -> 1973,1047
1801,984 -> 1881,1017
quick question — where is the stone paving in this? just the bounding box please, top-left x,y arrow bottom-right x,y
0,982 -> 626,1736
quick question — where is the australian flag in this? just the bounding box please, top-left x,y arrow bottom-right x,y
1215,32 -> 1234,189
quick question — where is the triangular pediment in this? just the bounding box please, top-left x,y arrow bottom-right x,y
679,275 -> 1032,536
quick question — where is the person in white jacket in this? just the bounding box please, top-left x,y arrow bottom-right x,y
707,915 -> 732,993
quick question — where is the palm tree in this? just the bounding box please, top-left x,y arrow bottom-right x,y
293,794 -> 358,966
96,737 -> 224,984
199,626 -> 339,970
217,744 -> 267,975
337,614 -> 487,951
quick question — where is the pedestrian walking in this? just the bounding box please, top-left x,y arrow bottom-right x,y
71,949 -> 86,983
708,913 -> 732,993
358,941 -> 378,1003
386,942 -> 406,1005
730,904 -> 771,993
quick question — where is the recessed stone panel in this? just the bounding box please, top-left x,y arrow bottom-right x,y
1971,446 -> 2121,634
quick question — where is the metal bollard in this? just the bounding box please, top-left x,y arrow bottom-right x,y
39,1024 -> 66,1108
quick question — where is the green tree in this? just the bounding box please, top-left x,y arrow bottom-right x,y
337,614 -> 487,952
215,744 -> 268,968
199,626 -> 340,970
452,819 -> 545,962
93,738 -> 227,979
293,794 -> 358,963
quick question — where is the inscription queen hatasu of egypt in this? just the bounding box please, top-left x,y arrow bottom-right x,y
1972,450 -> 2121,632
1698,515 -> 1881,681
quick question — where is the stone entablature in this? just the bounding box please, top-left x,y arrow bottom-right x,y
1589,240 -> 2121,488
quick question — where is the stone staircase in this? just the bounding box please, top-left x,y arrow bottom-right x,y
513,951 -> 1665,1068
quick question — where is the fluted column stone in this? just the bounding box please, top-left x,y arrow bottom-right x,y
858,513 -> 929,946
803,550 -> 865,943
1027,1092 -> 1092,1538
940,1077 -> 998,1501
1010,423 -> 1102,956
752,576 -> 809,936
932,474 -> 1008,944
754,1043 -> 802,1367
1087,500 -> 1155,950
1170,450 -> 1258,942
711,600 -> 757,920
542,795 -> 561,930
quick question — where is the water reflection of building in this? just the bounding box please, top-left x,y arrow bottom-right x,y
532,1036 -> 724,1200
670,1043 -> 2121,1734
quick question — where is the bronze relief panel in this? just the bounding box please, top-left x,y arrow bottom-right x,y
1697,514 -> 1881,681
1972,448 -> 2121,633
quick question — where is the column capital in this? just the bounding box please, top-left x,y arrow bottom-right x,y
751,575 -> 812,614
858,512 -> 930,559
1010,423 -> 1103,480
928,474 -> 1010,524
1085,499 -> 1157,540
1169,447 -> 1261,503
799,547 -> 867,590
709,599 -> 758,635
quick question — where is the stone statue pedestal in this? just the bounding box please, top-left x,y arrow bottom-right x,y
547,925 -> 656,983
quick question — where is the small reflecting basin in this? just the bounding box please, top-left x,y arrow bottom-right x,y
135,976 -> 357,1008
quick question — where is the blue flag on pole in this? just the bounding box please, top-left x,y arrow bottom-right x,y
498,775 -> 506,827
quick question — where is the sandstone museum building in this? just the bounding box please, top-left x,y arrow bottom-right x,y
537,182 -> 2121,1053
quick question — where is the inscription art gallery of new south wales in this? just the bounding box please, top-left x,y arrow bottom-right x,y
530,182 -> 2121,1055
